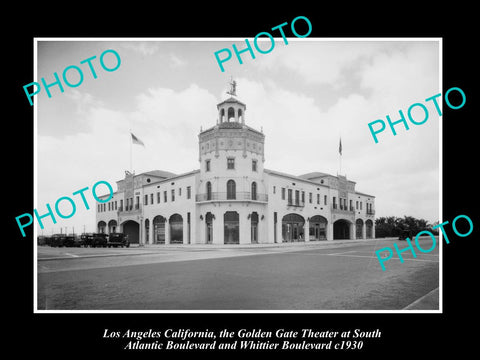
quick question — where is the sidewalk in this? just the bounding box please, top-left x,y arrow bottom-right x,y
133,237 -> 394,250
403,287 -> 440,310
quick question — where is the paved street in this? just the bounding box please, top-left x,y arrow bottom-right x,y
37,238 -> 439,311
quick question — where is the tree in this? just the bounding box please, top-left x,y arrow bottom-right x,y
374,215 -> 437,238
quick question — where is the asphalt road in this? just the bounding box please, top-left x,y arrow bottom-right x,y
37,238 -> 439,311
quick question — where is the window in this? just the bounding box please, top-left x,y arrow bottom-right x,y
144,195 -> 148,205
227,157 -> 235,169
171,189 -> 175,202
227,180 -> 236,199
179,188 -> 182,197
282,188 -> 286,200
301,191 -> 305,204
295,190 -> 300,206
288,189 -> 293,204
157,192 -> 161,203
324,195 -> 327,205
135,196 -> 140,209
309,192 -> 312,203
164,191 -> 167,202
317,194 -> 320,204
333,197 -> 337,209
187,186 -> 191,199
206,159 -> 211,172
273,186 -> 276,194
150,193 -> 154,205
349,199 -> 353,211
120,199 -> 123,210
206,181 -> 212,200
356,200 -> 359,209
115,201 -> 117,210
252,159 -> 257,172
251,182 -> 257,200
360,202 -> 363,210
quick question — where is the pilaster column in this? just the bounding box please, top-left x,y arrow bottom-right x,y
165,219 -> 170,245
213,211 -> 224,244
327,222 -> 334,241
305,219 -> 310,242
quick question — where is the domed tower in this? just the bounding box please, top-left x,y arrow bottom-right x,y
197,79 -> 267,244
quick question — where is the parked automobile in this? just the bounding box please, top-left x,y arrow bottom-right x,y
50,234 -> 64,247
63,235 -> 77,247
92,233 -> 108,247
37,236 -> 48,246
81,233 -> 95,247
107,233 -> 130,248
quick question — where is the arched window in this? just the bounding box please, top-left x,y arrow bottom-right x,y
227,107 -> 235,122
227,180 -> 236,200
238,108 -> 243,122
206,181 -> 212,200
220,108 -> 225,122
251,181 -> 257,200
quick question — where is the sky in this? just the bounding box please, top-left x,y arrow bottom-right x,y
34,38 -> 441,235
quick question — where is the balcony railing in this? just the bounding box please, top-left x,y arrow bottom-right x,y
331,204 -> 355,214
366,210 -> 376,215
118,204 -> 141,214
196,192 -> 268,202
287,200 -> 305,207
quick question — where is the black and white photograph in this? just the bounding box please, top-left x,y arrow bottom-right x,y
34,38 -> 441,312
9,6 -> 478,357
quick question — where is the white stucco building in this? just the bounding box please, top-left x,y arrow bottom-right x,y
95,82 -> 375,245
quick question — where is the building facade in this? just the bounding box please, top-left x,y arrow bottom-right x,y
96,84 -> 375,245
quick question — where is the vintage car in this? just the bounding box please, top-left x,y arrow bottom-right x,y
107,233 -> 130,248
92,233 -> 109,247
50,234 -> 64,247
80,233 -> 95,247
63,235 -> 79,247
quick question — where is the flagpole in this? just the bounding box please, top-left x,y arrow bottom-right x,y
339,153 -> 342,175
339,136 -> 342,176
129,129 -> 133,174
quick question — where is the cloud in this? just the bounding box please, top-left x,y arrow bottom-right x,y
35,40 -> 441,235
120,42 -> 160,56
64,89 -> 104,114
36,84 -> 219,232
168,53 -> 186,67
256,40 -> 383,86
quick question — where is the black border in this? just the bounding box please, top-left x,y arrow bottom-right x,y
9,5 -> 478,357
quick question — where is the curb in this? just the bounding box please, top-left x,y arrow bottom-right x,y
37,238 -> 392,261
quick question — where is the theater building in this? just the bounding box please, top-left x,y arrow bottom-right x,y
95,82 -> 375,245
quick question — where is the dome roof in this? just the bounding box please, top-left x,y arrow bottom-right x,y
216,96 -> 246,109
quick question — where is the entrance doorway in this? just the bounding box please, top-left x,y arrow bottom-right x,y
206,212 -> 214,244
282,213 -> 305,242
224,211 -> 239,244
251,212 -> 259,244
122,220 -> 139,244
169,214 -> 183,244
356,219 -> 364,239
309,215 -> 327,241
333,219 -> 350,240
153,215 -> 166,244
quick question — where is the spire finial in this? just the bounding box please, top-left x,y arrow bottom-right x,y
226,76 -> 237,96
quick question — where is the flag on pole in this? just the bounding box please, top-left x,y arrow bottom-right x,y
131,132 -> 145,147
339,137 -> 342,156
